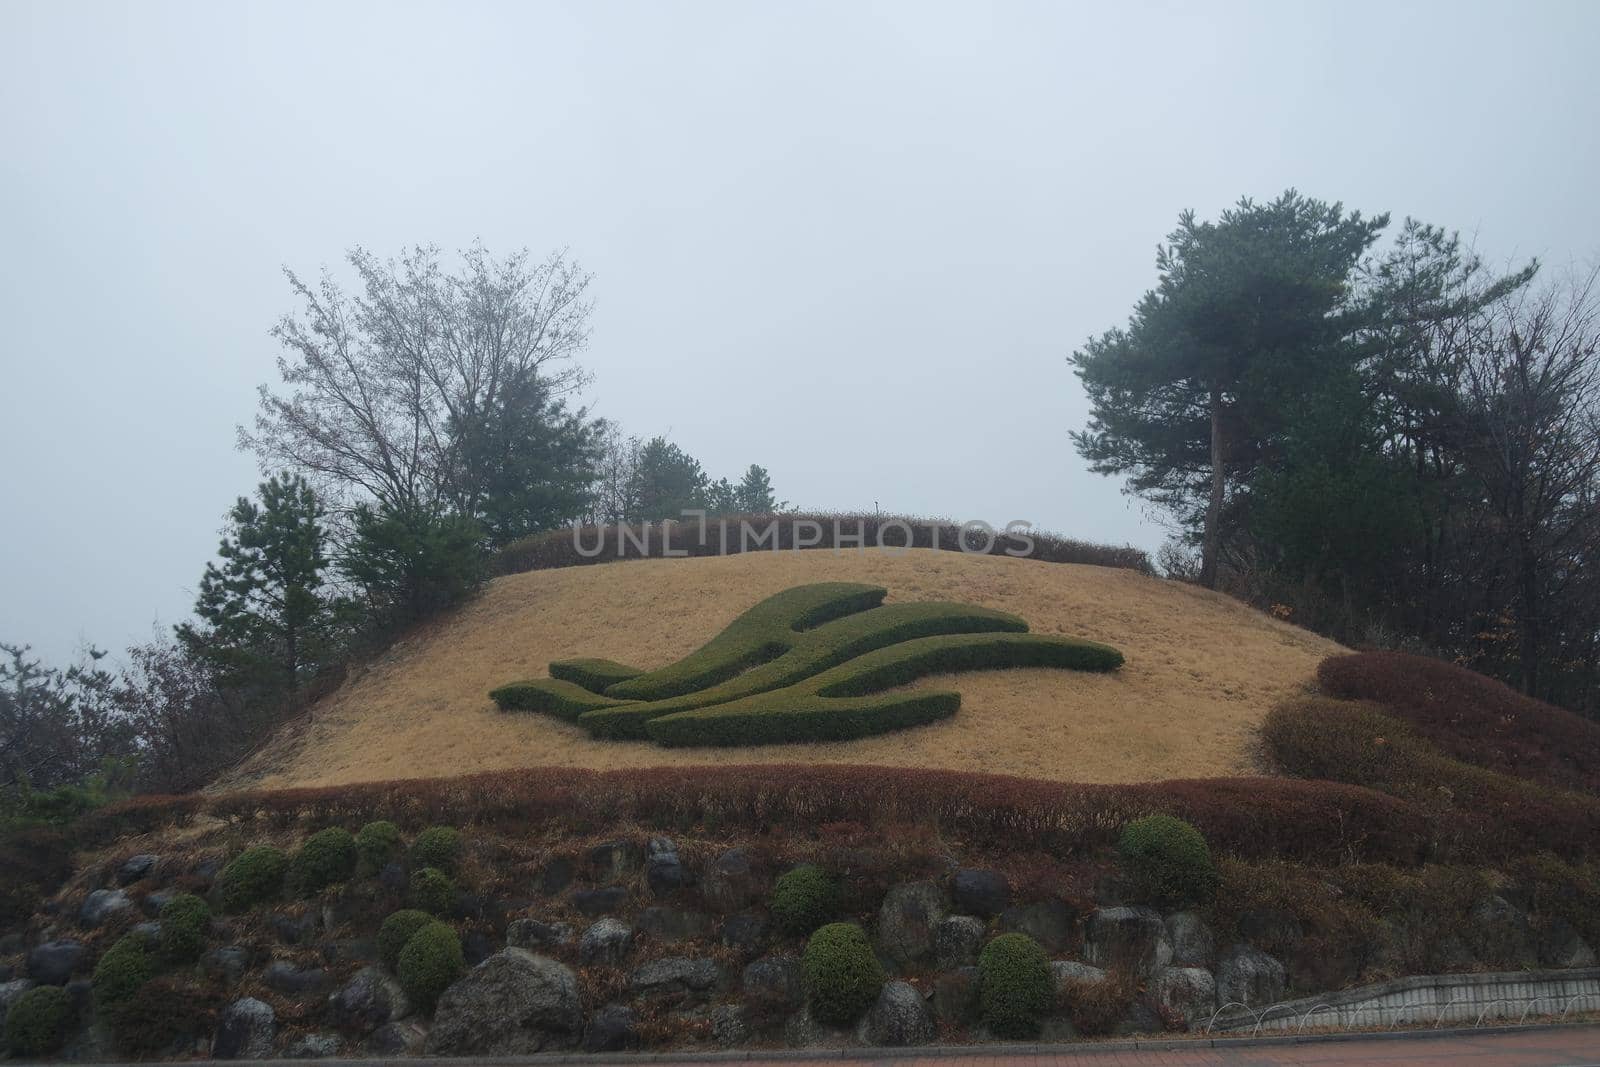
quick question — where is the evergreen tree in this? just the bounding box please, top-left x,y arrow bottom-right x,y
339,501 -> 485,629
735,464 -> 783,513
626,437 -> 709,521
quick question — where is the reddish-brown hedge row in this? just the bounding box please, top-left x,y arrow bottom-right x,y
81,766 -> 1432,865
1318,651 -> 1600,794
493,512 -> 1152,577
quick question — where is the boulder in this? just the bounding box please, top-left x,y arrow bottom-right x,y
876,881 -> 947,967
425,948 -> 582,1054
999,899 -> 1075,953
366,1020 -> 426,1056
327,966 -> 410,1035
1216,943 -> 1286,1008
285,1032 -> 341,1058
201,946 -> 251,986
629,956 -> 721,996
636,905 -> 712,942
507,917 -> 574,951
1051,959 -> 1107,991
588,839 -> 644,883
571,886 -> 628,917
1153,966 -> 1216,1026
578,917 -> 634,966
26,939 -> 85,985
130,921 -> 162,946
951,869 -> 1010,917
1085,906 -> 1172,976
932,966 -> 979,1024
140,889 -> 177,918
264,960 -> 331,998
583,1002 -> 638,1052
711,1003 -> 749,1047
719,912 -> 770,955
645,836 -> 688,895
1165,911 -> 1216,967
857,980 -> 933,1046
935,914 -> 986,968
79,888 -> 133,928
1538,918 -> 1598,969
1113,998 -> 1165,1036
117,854 -> 160,886
742,955 -> 803,1010
701,847 -> 761,912
271,911 -> 318,945
1469,895 -> 1538,968
213,996 -> 277,1059
535,856 -> 576,896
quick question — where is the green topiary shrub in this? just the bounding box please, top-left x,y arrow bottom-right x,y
5,984 -> 72,1056
294,827 -> 359,894
216,845 -> 288,912
378,908 -> 437,971
92,934 -> 156,1008
771,864 -> 838,935
396,920 -> 464,1010
409,826 -> 462,873
548,657 -> 645,693
356,820 -> 403,873
158,893 -> 211,962
977,932 -> 1052,1037
1117,814 -> 1218,907
801,922 -> 884,1025
409,866 -> 456,914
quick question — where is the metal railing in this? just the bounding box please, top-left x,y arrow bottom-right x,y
1205,989 -> 1600,1036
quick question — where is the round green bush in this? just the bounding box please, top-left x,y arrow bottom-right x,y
409,866 -> 456,914
92,934 -> 156,1008
801,922 -> 884,1025
771,864 -> 838,935
396,920 -> 464,1010
378,908 -> 437,971
217,845 -> 288,912
978,932 -> 1052,1038
158,892 -> 211,962
1117,814 -> 1217,907
294,827 -> 359,894
409,826 -> 462,873
357,820 -> 403,873
5,984 -> 72,1056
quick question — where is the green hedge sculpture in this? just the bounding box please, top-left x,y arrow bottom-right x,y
491,582 -> 1123,747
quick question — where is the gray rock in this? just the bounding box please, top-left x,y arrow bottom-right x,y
140,889 -> 177,918
0,979 -> 36,1033
1153,966 -> 1216,1026
711,1003 -> 749,1047
285,1032 -> 341,1058
366,1020 -> 426,1056
583,1002 -> 638,1052
589,839 -> 644,883
935,914 -> 986,968
1051,959 -> 1107,991
999,899 -> 1075,953
271,911 -> 318,945
578,917 -> 634,966
425,948 -> 582,1055
79,888 -> 133,927
742,955 -> 803,1010
629,956 -> 721,996
645,836 -> 688,895
327,966 -> 410,1035
264,959 -> 331,997
702,847 -> 761,912
1165,911 -> 1215,967
26,939 -> 85,985
720,912 -> 770,955
876,881 -> 947,967
1469,895 -> 1538,968
507,917 -> 574,951
202,945 -> 251,986
1216,943 -> 1286,1008
376,860 -> 408,893
1085,906 -> 1172,976
857,980 -> 933,1046
952,869 -> 1010,917
636,905 -> 712,942
1538,918 -> 1598,969
571,885 -> 628,917
213,996 -> 276,1059
1113,997 -> 1165,1036
535,856 -> 575,896
117,854 -> 160,886
932,966 -> 979,1024
128,920 -> 162,946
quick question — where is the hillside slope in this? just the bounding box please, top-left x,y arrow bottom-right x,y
223,549 -> 1342,789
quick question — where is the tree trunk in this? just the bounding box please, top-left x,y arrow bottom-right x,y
1199,386 -> 1225,589
1517,532 -> 1541,697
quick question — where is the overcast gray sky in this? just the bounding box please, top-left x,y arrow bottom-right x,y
2,0 -> 1596,664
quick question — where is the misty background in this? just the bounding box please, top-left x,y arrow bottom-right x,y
3,0 -> 1597,663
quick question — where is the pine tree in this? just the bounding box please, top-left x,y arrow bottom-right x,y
735,464 -> 782,513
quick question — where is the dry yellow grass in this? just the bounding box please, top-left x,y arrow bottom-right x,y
222,549 -> 1343,790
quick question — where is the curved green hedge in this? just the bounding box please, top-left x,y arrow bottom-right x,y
548,657 -> 645,693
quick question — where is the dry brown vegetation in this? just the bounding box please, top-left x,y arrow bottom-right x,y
221,549 -> 1341,790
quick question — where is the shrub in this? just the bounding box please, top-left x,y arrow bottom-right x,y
102,976 -> 221,1057
977,932 -> 1052,1037
410,826 -> 462,873
216,845 -> 287,912
1061,970 -> 1136,1036
396,920 -> 464,1010
548,657 -> 644,693
92,934 -> 156,1008
356,820 -> 403,873
0,827 -> 73,930
158,893 -> 211,962
379,908 -> 437,970
801,922 -> 884,1025
294,827 -> 359,893
1117,815 -> 1217,907
771,864 -> 838,935
409,867 -> 456,914
5,985 -> 71,1057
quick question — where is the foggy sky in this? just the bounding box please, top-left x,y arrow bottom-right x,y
3,0 -> 1597,664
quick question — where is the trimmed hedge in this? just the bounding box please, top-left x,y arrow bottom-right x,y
5,985 -> 71,1057
409,866 -> 456,914
1117,815 -> 1217,908
294,826 -> 358,894
978,932 -> 1052,1038
92,934 -> 155,1008
396,921 -> 464,1010
356,820 -> 403,873
158,893 -> 211,962
771,864 -> 838,935
216,845 -> 287,912
548,657 -> 645,693
802,922 -> 884,1025
378,908 -> 437,971
410,826 -> 462,873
